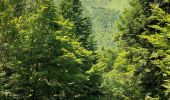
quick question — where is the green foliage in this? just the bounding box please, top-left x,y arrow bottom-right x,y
82,0 -> 125,50
109,0 -> 170,99
60,0 -> 95,50
1,0 -> 169,99
0,0 -> 97,99
91,0 -> 170,99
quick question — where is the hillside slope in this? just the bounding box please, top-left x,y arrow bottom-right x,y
81,0 -> 129,50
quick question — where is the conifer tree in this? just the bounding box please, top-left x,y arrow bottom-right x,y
0,0 -> 97,99
60,0 -> 95,50
59,0 -> 101,97
113,0 -> 170,99
0,0 -> 26,98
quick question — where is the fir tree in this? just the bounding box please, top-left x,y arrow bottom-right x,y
113,0 -> 170,99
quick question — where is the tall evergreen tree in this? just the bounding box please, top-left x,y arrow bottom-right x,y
113,0 -> 170,99
0,0 -> 96,99
0,0 -> 26,98
60,0 -> 95,50
60,0 -> 102,97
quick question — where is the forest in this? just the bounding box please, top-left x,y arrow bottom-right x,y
0,0 -> 170,99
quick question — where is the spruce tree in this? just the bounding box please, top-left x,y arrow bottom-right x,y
113,0 -> 170,99
60,0 -> 95,50
0,0 -> 26,98
0,0 -> 96,99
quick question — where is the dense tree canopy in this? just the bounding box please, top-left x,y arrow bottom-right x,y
110,0 -> 170,99
0,0 -> 97,99
0,0 -> 169,99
